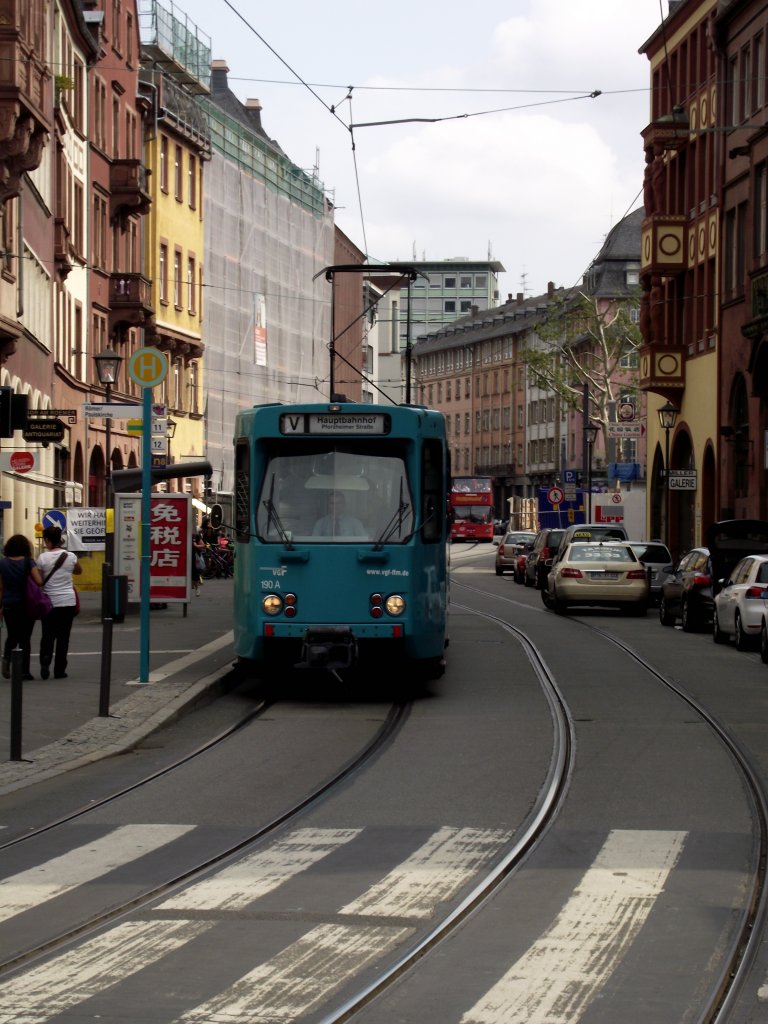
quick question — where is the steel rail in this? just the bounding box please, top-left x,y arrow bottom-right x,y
0,700 -> 411,976
319,602 -> 575,1024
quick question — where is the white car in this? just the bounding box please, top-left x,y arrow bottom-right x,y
712,554 -> 768,650
546,541 -> 649,615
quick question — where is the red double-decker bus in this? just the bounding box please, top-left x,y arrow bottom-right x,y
450,476 -> 494,542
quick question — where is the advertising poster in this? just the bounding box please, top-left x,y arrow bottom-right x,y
115,492 -> 191,603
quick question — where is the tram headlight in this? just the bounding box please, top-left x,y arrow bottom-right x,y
262,594 -> 283,616
385,594 -> 406,616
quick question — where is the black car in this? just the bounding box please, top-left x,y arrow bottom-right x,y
658,547 -> 714,631
525,527 -> 567,590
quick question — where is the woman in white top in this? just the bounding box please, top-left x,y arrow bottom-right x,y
37,525 -> 82,679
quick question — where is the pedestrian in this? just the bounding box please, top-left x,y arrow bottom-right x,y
191,530 -> 205,595
0,533 -> 43,680
37,526 -> 82,679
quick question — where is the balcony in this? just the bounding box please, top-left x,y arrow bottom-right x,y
53,217 -> 72,278
108,272 -> 154,336
641,215 -> 687,276
110,159 -> 151,224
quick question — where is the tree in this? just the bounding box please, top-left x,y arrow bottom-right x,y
519,289 -> 642,449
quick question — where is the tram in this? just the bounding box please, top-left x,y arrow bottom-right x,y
231,400 -> 450,679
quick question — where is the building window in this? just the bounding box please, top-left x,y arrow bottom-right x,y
187,256 -> 196,313
112,97 -> 119,157
460,275 -> 472,288
92,194 -> 107,270
444,300 -> 455,313
175,146 -> 183,201
160,134 -> 168,192
455,414 -> 460,435
159,243 -> 168,304
126,12 -> 133,65
475,274 -> 487,288
188,154 -> 197,209
173,248 -> 182,307
444,276 -> 456,288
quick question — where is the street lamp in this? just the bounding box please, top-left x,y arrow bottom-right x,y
584,422 -> 599,521
658,400 -> 679,548
93,346 -> 123,506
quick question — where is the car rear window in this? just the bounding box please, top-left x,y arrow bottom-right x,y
569,544 -> 636,563
630,544 -> 671,563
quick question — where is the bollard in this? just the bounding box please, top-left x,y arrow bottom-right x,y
9,646 -> 23,760
98,617 -> 114,717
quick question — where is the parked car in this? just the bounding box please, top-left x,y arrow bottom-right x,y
705,519 -> 768,585
627,541 -> 672,606
544,540 -> 649,615
513,540 -> 535,584
658,547 -> 714,631
713,554 -> 768,650
526,528 -> 567,590
550,522 -> 630,572
494,530 -> 536,576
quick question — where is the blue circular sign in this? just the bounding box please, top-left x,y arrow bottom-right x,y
42,509 -> 67,531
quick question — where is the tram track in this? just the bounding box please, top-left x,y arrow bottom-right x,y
0,698 -> 411,976
452,574 -> 768,1023
319,600 -> 575,1024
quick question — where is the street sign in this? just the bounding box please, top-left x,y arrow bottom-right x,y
22,418 -> 65,444
668,472 -> 697,490
82,402 -> 143,419
547,486 -> 564,505
42,509 -> 67,531
128,347 -> 168,388
608,423 -> 645,437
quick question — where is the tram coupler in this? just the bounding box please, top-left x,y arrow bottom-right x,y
297,628 -> 357,671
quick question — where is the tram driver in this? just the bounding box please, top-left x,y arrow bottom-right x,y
312,491 -> 366,538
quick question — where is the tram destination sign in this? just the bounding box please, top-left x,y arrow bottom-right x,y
280,413 -> 391,435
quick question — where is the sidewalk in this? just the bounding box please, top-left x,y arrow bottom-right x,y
0,578 -> 236,795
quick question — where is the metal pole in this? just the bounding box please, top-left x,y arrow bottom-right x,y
98,617 -> 113,716
665,426 -> 671,548
9,646 -> 22,760
587,444 -> 593,521
139,385 -> 152,683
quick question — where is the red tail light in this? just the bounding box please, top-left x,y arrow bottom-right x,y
498,545 -> 505,555
627,569 -> 648,579
746,585 -> 768,599
693,574 -> 711,586
541,547 -> 551,559
561,567 -> 583,578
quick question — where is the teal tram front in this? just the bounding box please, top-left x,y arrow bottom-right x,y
232,401 -> 450,679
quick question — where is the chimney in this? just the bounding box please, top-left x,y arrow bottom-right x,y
548,281 -> 555,299
471,305 -> 479,316
211,60 -> 230,93
507,293 -> 513,302
245,98 -> 264,131
517,292 -> 524,305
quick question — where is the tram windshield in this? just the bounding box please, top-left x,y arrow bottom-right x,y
256,447 -> 415,544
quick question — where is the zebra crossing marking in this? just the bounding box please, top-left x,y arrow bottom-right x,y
460,829 -> 687,1023
0,824 -> 194,923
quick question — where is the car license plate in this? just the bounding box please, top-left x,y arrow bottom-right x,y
590,571 -> 618,580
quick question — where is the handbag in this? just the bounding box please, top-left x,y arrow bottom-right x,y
26,574 -> 52,620
195,551 -> 206,572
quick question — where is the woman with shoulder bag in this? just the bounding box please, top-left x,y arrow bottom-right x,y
0,534 -> 43,680
37,526 -> 82,680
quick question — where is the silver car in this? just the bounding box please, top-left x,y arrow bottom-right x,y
628,541 -> 672,606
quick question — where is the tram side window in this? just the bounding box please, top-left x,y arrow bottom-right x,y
421,439 -> 444,543
234,438 -> 250,542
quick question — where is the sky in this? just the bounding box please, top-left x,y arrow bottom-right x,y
168,0 -> 667,301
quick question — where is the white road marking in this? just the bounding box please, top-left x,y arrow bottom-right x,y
460,829 -> 687,1023
0,919 -> 211,1024
342,826 -> 512,918
0,824 -> 194,923
178,923 -> 411,1023
159,827 -> 361,912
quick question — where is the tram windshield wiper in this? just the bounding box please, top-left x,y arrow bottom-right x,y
373,500 -> 411,549
263,474 -> 294,549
